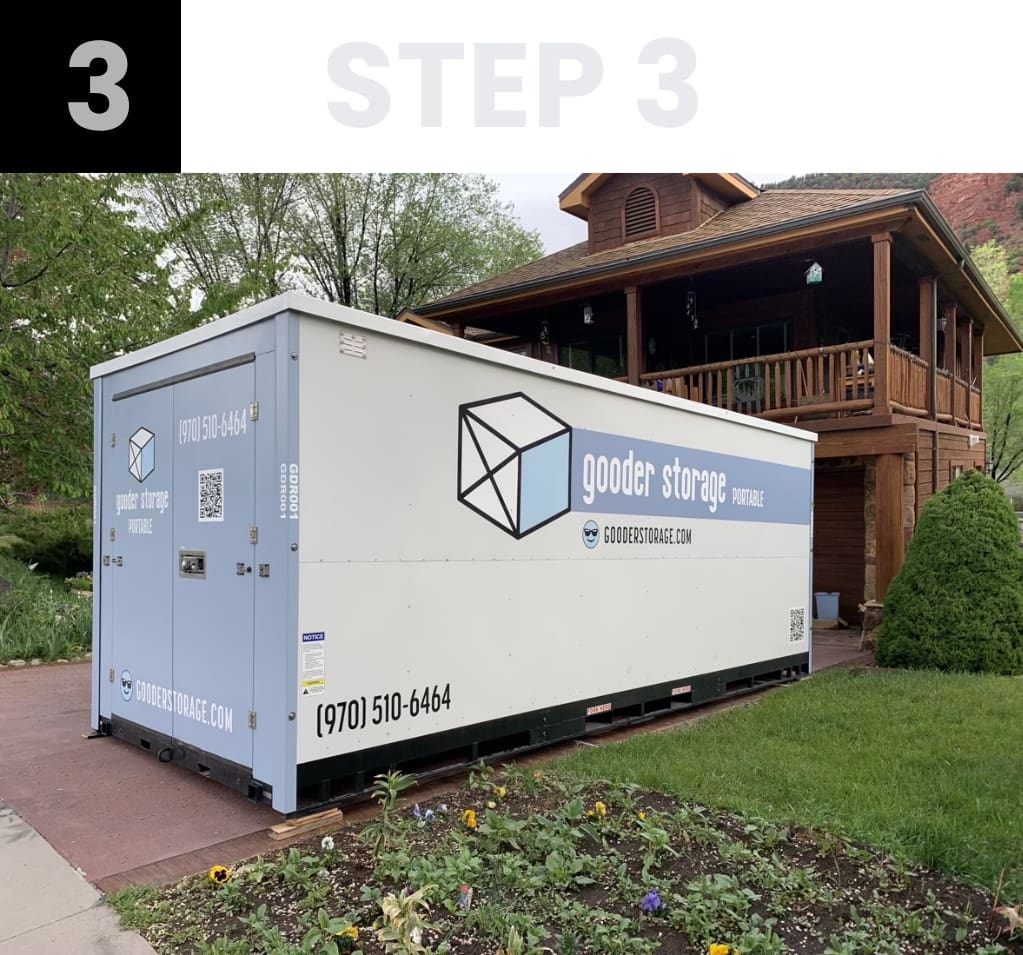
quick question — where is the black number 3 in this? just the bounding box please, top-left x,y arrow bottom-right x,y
69,40 -> 130,131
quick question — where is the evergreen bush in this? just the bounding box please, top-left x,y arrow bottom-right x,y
875,469 -> 1023,674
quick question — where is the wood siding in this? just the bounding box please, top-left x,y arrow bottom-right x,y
915,427 -> 986,512
588,175 -> 694,254
813,465 -> 866,623
696,182 -> 729,223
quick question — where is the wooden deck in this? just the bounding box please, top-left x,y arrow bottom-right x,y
639,341 -> 982,429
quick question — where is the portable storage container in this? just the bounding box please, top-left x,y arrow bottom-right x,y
91,293 -> 816,812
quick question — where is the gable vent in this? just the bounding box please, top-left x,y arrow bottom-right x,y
624,187 -> 657,239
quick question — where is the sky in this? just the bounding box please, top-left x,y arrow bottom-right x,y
492,172 -> 799,254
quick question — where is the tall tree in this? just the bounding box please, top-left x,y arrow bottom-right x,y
973,240 -> 1023,482
136,173 -> 543,321
135,173 -> 302,324
0,174 -> 171,497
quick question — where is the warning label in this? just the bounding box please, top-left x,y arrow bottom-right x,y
301,677 -> 325,697
300,631 -> 325,696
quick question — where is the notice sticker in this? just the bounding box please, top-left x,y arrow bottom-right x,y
300,631 -> 325,692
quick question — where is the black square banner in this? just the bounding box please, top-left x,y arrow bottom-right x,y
4,5 -> 181,171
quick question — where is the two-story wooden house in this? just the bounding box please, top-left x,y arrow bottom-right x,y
402,174 -> 1023,622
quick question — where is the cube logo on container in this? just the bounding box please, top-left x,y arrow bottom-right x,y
128,427 -> 156,482
457,394 -> 572,539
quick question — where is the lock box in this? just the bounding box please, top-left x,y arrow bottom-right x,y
91,293 -> 816,813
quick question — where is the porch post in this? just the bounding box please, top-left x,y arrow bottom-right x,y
875,453 -> 905,599
872,233 -> 891,412
961,316 -> 974,426
973,325 -> 984,418
626,285 -> 643,386
918,277 -> 934,416
942,303 -> 957,373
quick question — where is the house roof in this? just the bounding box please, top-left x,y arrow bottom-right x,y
409,184 -> 1023,355
420,189 -> 916,310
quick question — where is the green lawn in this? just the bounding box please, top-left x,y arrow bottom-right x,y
552,667 -> 1023,898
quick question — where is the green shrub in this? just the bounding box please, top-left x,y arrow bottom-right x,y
875,469 -> 1023,674
0,556 -> 92,662
0,504 -> 92,578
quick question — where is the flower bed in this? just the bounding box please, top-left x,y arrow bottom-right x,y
109,766 -> 1023,954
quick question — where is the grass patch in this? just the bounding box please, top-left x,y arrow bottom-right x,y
107,885 -> 165,931
553,667 -> 1023,898
0,554 -> 92,663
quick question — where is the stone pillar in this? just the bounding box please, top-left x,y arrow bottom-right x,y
863,459 -> 876,602
903,451 -> 916,553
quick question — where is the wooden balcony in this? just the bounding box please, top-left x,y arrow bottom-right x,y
638,341 -> 982,428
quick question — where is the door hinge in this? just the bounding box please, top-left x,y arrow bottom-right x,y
102,555 -> 111,566
248,710 -> 257,730
249,401 -> 259,421
258,563 -> 270,578
108,668 -> 114,683
110,433 -> 116,448
249,526 -> 258,545
109,527 -> 116,542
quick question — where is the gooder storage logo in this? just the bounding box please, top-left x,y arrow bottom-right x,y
457,394 -> 572,539
457,394 -> 813,538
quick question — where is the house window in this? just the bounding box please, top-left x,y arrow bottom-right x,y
623,187 -> 658,240
560,336 -> 626,379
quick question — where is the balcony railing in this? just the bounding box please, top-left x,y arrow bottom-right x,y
638,341 -> 982,427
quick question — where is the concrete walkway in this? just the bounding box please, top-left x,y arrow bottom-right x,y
0,804 -> 156,954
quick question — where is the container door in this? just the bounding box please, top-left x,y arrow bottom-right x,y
171,363 -> 256,769
97,389 -> 175,733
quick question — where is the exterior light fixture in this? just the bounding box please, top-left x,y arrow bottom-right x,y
583,304 -> 594,325
937,315 -> 947,333
539,320 -> 550,344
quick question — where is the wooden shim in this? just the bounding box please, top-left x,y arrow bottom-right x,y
268,807 -> 343,841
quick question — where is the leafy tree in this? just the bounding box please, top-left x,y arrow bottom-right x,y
875,469 -> 1023,674
0,174 -> 171,497
134,173 -> 543,321
133,173 -> 302,323
974,241 -> 1023,482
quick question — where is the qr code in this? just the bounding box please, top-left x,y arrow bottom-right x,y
789,607 -> 806,643
198,468 -> 224,522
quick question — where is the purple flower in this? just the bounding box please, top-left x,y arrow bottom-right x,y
640,888 -> 662,913
412,803 -> 421,819
424,809 -> 435,823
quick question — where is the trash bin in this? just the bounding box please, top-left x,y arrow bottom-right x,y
815,592 -> 839,619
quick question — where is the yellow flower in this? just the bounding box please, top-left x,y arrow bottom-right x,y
585,809 -> 595,817
207,864 -> 230,884
533,771 -> 542,781
486,800 -> 497,810
637,811 -> 646,820
461,808 -> 477,829
493,785 -> 507,798
708,945 -> 731,955
336,925 -> 358,939
594,801 -> 607,817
